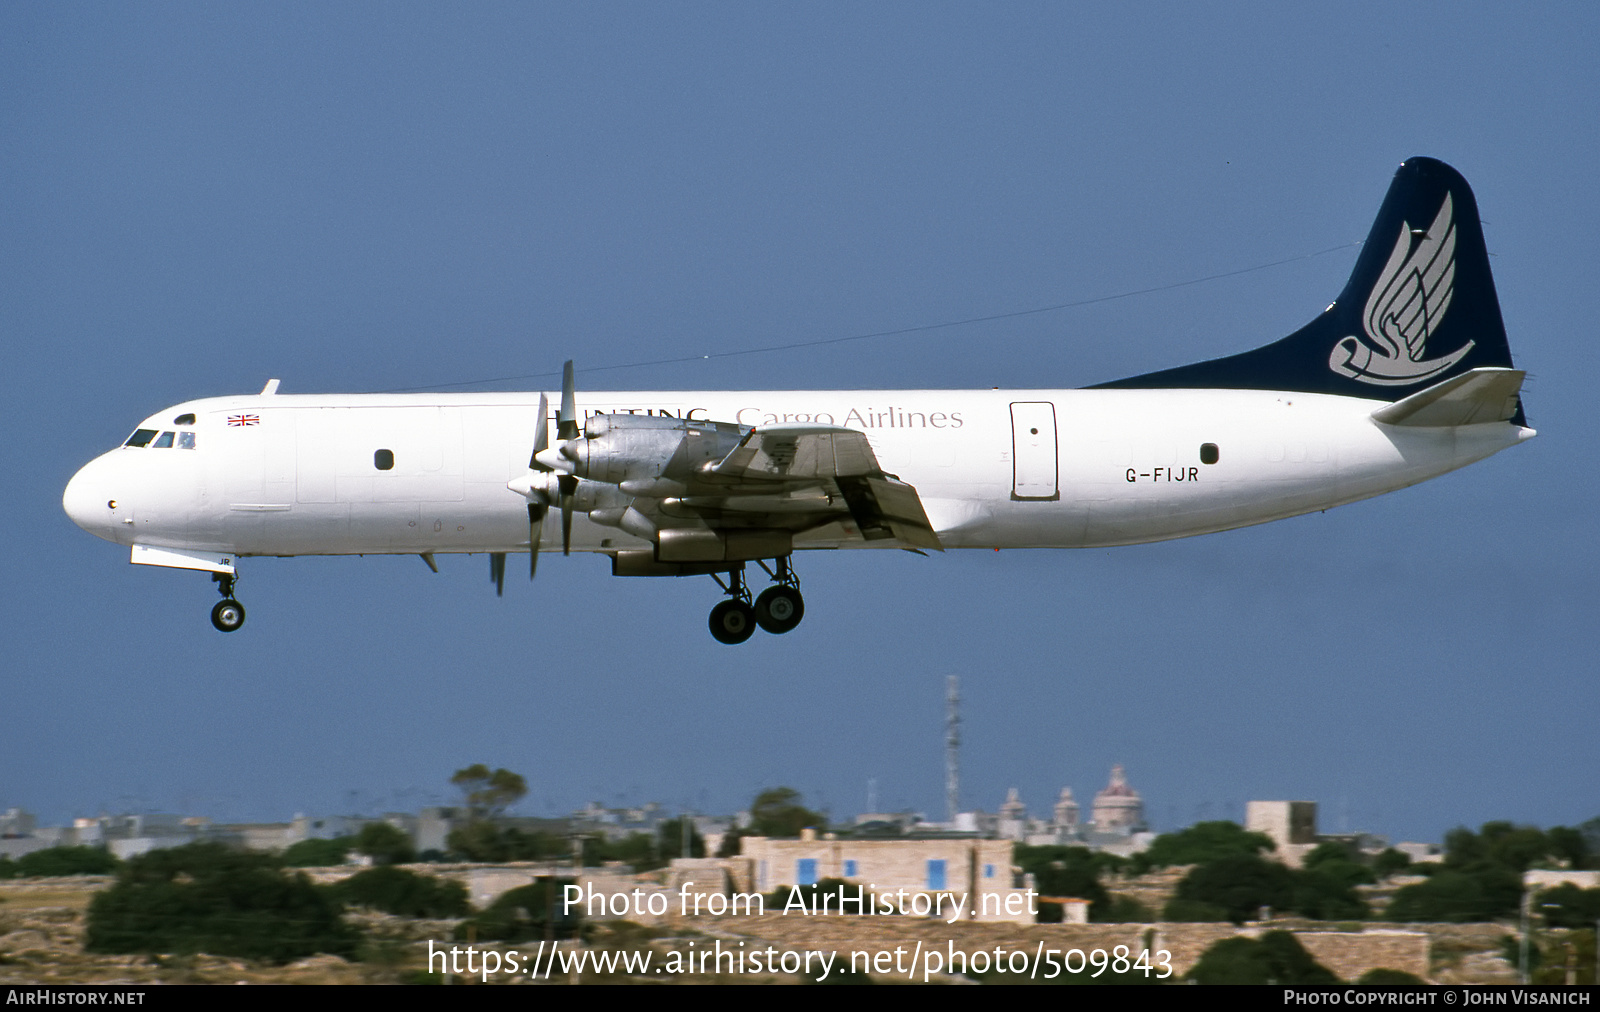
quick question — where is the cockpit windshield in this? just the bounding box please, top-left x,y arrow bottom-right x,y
123,428 -> 197,449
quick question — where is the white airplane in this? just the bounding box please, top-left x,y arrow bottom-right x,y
64,157 -> 1532,643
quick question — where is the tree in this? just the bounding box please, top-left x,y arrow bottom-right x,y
585,832 -> 659,870
1373,848 -> 1412,879
1292,865 -> 1371,921
1130,821 -> 1275,872
15,846 -> 119,878
1546,826 -> 1592,870
1166,854 -> 1296,924
1295,844 -> 1374,920
282,836 -> 353,867
748,787 -> 825,837
1187,931 -> 1339,984
1580,817 -> 1600,863
451,764 -> 528,820
446,822 -> 567,863
1013,846 -> 1111,921
716,827 -> 749,858
461,880 -> 580,943
355,822 -> 416,866
1386,867 -> 1521,922
1480,821 -> 1555,871
1536,884 -> 1600,929
85,843 -> 358,963
336,866 -> 469,918
655,816 -> 705,861
1444,821 -> 1578,873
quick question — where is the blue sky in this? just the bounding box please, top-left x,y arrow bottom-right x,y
4,3 -> 1596,844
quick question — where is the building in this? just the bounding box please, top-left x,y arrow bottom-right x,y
1524,869 -> 1600,891
1053,788 -> 1081,833
738,829 -> 1035,923
1246,801 -> 1320,866
1090,764 -> 1146,832
997,789 -> 1028,841
1005,768 -> 1152,856
1246,801 -> 1400,868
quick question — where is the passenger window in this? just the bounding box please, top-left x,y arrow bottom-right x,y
177,432 -> 197,450
125,429 -> 157,448
1200,442 -> 1220,465
173,413 -> 196,425
374,449 -> 394,470
153,432 -> 174,448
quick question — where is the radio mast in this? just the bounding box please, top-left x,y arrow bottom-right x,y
946,676 -> 960,824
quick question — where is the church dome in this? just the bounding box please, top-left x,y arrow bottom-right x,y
1091,764 -> 1145,831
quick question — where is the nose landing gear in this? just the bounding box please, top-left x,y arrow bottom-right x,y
210,572 -> 246,633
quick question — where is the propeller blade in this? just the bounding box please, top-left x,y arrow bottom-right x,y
559,474 -> 577,555
489,552 -> 506,597
528,503 -> 545,579
530,392 -> 550,470
558,360 -> 578,440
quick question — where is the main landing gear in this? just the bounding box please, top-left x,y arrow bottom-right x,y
210,572 -> 245,633
707,558 -> 804,644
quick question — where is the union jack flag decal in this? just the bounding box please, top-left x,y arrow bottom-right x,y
227,414 -> 260,427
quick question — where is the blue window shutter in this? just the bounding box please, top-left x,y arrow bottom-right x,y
797,858 -> 818,885
927,859 -> 946,890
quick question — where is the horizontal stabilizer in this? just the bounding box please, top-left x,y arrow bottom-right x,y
1370,367 -> 1525,427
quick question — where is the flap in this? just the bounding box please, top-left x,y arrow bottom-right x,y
697,424 -> 943,550
710,425 -> 879,482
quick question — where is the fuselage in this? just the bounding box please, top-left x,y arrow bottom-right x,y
62,386 -> 1533,559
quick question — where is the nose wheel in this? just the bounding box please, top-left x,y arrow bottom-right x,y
210,573 -> 246,633
211,598 -> 246,632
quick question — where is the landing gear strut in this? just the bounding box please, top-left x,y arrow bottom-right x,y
707,565 -> 755,645
210,572 -> 245,633
706,557 -> 805,643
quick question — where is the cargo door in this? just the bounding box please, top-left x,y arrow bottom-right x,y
1010,401 -> 1059,500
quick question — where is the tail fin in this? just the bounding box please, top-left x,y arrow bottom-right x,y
1095,157 -> 1520,421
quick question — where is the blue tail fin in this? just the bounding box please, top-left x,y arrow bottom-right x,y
1095,158 -> 1520,420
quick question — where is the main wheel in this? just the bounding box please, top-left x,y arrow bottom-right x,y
708,599 -> 756,644
754,586 -> 805,634
211,598 -> 246,633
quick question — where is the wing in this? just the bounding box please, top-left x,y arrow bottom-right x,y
668,424 -> 943,550
1363,193 -> 1456,363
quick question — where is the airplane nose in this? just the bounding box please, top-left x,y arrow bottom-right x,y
63,456 -> 116,540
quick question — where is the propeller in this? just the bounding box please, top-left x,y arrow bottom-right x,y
556,360 -> 578,556
505,361 -> 580,583
527,391 -> 551,578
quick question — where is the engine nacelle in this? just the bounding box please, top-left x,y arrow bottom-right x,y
559,414 -> 746,486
